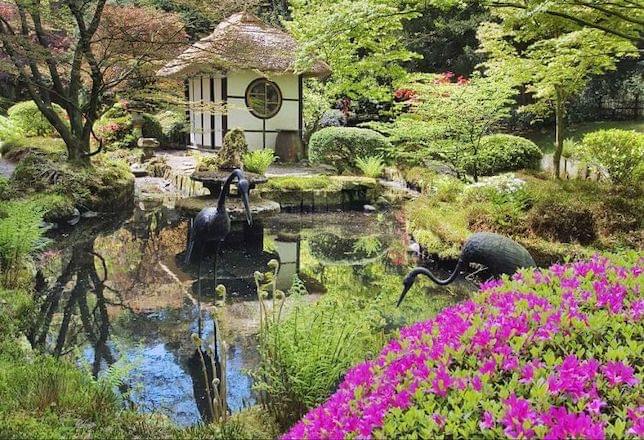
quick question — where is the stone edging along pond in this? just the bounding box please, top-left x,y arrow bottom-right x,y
258,175 -> 382,212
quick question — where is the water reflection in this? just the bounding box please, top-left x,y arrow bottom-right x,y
33,207 -> 475,426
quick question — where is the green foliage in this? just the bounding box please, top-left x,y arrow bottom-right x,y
0,115 -> 26,155
7,101 -> 66,137
355,155 -> 385,178
0,200 -> 46,289
464,134 -> 542,176
242,149 -> 275,175
287,0 -> 418,101
369,74 -> 515,180
561,137 -> 579,159
404,172 -> 642,262
251,258 -> 453,431
477,16 -> 638,176
95,103 -> 163,149
309,127 -> 391,172
579,129 -> 644,185
156,110 -> 188,146
0,288 -> 34,339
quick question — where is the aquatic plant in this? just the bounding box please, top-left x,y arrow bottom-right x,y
285,254 -> 643,439
192,284 -> 228,424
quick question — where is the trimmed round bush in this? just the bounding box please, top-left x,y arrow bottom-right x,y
463,134 -> 543,176
309,127 -> 391,172
286,254 -> 643,439
579,129 -> 644,185
7,101 -> 66,137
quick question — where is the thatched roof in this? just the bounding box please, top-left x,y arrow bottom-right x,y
157,12 -> 330,78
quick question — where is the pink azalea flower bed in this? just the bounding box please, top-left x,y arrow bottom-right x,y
285,255 -> 643,439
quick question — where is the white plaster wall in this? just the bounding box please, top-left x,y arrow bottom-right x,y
188,70 -> 301,151
226,70 -> 300,151
188,75 -> 224,148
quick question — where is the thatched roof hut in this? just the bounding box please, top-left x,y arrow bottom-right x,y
157,12 -> 330,78
158,12 -> 330,153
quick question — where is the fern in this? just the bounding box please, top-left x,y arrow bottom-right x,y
242,149 -> 275,175
355,155 -> 385,178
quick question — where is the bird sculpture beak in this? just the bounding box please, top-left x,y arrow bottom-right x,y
241,189 -> 253,226
396,281 -> 412,307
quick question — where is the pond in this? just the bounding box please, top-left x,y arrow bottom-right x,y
30,205 -> 477,426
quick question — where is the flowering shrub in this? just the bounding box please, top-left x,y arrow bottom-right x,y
285,254 -> 643,439
579,129 -> 643,185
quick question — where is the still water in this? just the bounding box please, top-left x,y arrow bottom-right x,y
31,206 -> 476,426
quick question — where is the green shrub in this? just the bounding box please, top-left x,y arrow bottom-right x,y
7,101 -> 65,137
95,103 -> 163,149
462,134 -> 542,176
355,155 -> 385,178
251,259 -> 453,431
309,127 -> 391,172
0,116 -> 26,155
579,129 -> 644,184
243,149 -> 275,175
156,110 -> 188,146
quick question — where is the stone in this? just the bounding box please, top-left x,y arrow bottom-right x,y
216,128 -> 248,170
363,204 -> 377,213
137,137 -> 160,149
81,210 -> 99,218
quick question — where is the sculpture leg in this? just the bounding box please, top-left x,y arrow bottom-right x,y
197,247 -> 203,337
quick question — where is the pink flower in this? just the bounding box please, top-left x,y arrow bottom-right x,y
627,406 -> 644,437
502,394 -> 537,438
587,398 -> 606,415
601,361 -> 639,387
480,411 -> 495,430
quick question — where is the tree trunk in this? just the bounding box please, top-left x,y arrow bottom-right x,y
553,88 -> 565,179
66,107 -> 92,164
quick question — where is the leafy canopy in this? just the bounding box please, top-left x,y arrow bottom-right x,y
286,0 -> 419,101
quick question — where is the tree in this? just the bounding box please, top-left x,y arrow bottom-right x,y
286,0 -> 419,102
409,72 -> 515,181
410,0 -> 643,45
0,2 -> 186,163
477,21 -> 637,178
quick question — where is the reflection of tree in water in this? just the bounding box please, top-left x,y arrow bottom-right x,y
29,236 -> 126,377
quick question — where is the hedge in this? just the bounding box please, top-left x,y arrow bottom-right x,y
309,127 -> 391,172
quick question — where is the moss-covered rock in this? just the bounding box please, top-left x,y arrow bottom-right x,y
7,151 -> 134,221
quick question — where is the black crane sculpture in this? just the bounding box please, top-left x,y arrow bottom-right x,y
185,168 -> 253,266
397,232 -> 536,307
184,169 -> 252,422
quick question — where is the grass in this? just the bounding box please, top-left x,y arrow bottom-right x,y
264,175 -> 337,191
525,120 -> 643,153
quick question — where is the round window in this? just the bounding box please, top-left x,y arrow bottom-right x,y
245,78 -> 282,119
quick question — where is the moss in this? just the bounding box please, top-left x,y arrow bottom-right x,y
25,193 -> 76,222
9,151 -> 134,215
264,175 -> 336,191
